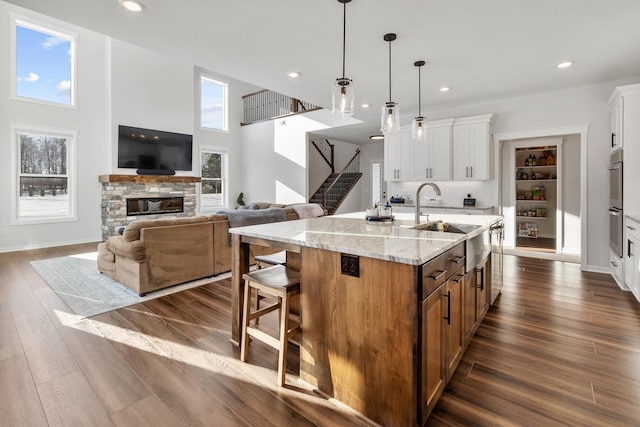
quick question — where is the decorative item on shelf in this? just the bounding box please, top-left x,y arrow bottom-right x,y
524,191 -> 532,200
540,185 -> 545,200
331,0 -> 355,117
538,155 -> 546,166
517,168 -> 524,180
411,60 -> 427,140
380,33 -> 399,132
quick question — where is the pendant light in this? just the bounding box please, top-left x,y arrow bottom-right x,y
332,0 -> 355,116
412,60 -> 427,141
381,33 -> 399,133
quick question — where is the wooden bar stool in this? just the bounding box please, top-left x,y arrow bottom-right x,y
252,251 -> 287,322
240,264 -> 300,386
254,250 -> 287,269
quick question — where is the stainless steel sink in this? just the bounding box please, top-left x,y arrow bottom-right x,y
412,221 -> 481,234
413,221 -> 486,273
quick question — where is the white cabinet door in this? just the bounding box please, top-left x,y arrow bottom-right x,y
413,138 -> 430,180
610,97 -> 623,152
429,125 -> 452,181
625,220 -> 640,302
453,115 -> 493,181
384,130 -> 412,181
453,124 -> 471,181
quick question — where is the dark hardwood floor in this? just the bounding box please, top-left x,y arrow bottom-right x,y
1,243 -> 639,426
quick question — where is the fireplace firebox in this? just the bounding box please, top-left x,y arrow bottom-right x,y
126,197 -> 184,216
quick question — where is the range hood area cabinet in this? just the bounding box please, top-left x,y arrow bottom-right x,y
383,114 -> 494,183
452,114 -> 495,181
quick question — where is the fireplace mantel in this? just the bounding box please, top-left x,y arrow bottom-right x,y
98,174 -> 201,184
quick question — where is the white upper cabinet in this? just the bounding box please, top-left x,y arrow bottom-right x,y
610,97 -> 623,152
453,114 -> 494,181
384,129 -> 412,181
413,119 -> 454,181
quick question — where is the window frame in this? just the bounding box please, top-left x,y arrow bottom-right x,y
10,124 -> 78,225
10,14 -> 78,109
199,74 -> 228,132
198,145 -> 229,212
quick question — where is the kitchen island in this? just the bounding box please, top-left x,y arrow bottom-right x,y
230,212 -> 502,426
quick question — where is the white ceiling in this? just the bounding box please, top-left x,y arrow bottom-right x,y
7,0 -> 640,143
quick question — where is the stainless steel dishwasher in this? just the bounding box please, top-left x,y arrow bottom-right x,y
489,220 -> 504,304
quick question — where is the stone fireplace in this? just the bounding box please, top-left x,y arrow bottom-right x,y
99,175 -> 201,240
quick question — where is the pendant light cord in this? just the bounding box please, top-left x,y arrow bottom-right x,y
342,2 -> 347,79
388,40 -> 392,102
418,65 -> 421,116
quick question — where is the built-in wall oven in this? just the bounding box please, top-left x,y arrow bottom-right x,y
609,150 -> 623,257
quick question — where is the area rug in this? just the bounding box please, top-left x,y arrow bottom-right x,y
30,252 -> 228,318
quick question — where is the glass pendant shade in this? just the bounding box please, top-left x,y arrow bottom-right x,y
381,101 -> 399,133
412,116 -> 427,140
332,78 -> 355,116
412,60 -> 427,140
381,33 -> 399,133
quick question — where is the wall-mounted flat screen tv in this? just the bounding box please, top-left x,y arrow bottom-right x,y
117,125 -> 193,173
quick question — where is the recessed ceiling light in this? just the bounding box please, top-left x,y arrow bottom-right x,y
119,0 -> 144,12
558,61 -> 573,69
370,134 -> 384,140
440,87 -> 450,92
287,72 -> 300,78
361,103 -> 370,108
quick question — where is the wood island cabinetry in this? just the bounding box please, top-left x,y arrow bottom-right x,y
300,241 -> 485,426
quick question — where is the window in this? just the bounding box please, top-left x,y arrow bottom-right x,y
372,161 -> 385,206
12,126 -> 77,224
200,147 -> 228,211
200,75 -> 228,131
12,16 -> 76,107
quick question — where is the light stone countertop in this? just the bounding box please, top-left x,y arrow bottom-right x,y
229,212 -> 502,265
627,214 -> 640,225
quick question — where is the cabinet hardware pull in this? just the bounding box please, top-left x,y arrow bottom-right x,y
452,256 -> 464,265
627,226 -> 636,231
628,239 -> 633,258
612,133 -> 616,147
611,261 -> 617,267
454,274 -> 464,284
429,270 -> 447,281
470,166 -> 473,177
477,267 -> 484,291
466,166 -> 469,178
443,291 -> 451,325
430,168 -> 432,178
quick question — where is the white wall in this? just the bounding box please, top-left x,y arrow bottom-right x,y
239,112 -> 337,205
0,2 -> 109,251
110,39 -> 194,174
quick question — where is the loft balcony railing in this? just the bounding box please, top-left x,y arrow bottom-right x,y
242,89 -> 321,125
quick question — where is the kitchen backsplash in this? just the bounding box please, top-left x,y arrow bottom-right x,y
386,180 -> 498,207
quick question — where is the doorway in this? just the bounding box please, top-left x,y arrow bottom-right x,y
495,128 -> 586,265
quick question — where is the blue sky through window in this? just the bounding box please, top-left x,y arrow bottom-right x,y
201,77 -> 226,130
16,23 -> 72,105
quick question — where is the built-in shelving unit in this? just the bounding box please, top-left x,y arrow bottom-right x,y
515,146 -> 558,243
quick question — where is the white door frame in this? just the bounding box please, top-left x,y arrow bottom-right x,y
493,125 -> 589,270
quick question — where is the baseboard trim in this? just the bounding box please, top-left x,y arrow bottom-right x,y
0,237 -> 101,254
